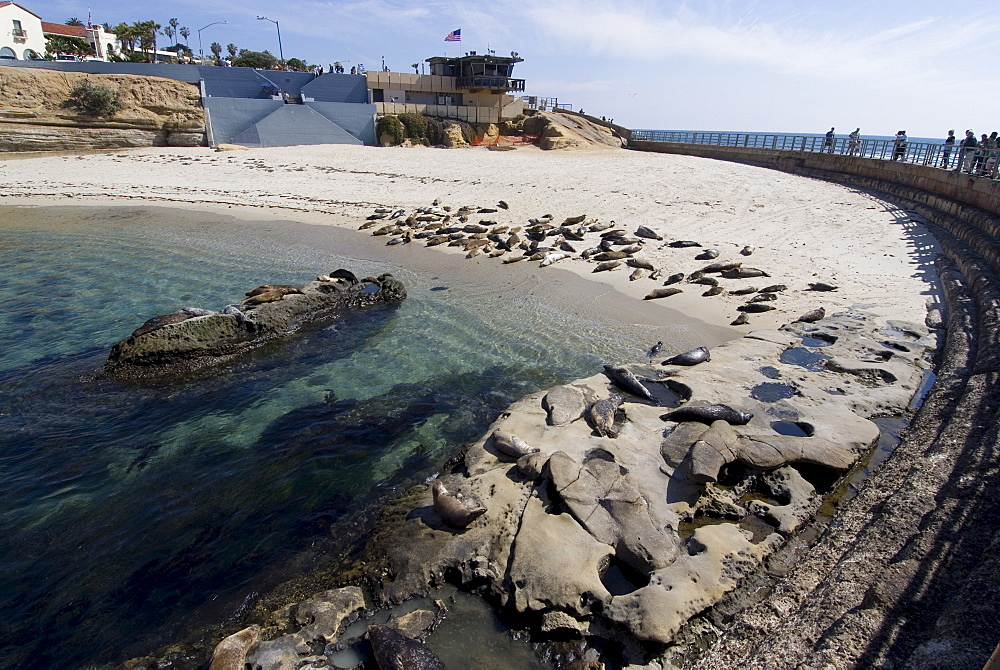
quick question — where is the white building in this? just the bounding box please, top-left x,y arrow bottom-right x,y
0,1 -> 47,60
0,1 -> 117,61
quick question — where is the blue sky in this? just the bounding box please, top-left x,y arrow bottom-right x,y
21,0 -> 1000,137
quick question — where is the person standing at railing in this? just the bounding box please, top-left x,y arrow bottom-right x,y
824,127 -> 835,153
848,128 -> 861,155
958,130 -> 978,173
940,130 -> 956,168
892,130 -> 907,160
983,132 -> 999,178
973,134 -> 990,174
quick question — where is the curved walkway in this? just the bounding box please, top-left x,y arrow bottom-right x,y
631,140 -> 1000,668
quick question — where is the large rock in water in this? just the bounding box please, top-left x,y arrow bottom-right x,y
104,272 -> 406,378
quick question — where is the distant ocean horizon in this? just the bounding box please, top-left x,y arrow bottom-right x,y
634,129 -> 949,145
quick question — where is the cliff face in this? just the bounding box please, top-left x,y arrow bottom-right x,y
0,67 -> 205,151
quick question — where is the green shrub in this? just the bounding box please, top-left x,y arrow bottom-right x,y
397,113 -> 428,141
376,115 -> 405,145
425,117 -> 444,145
64,80 -> 123,118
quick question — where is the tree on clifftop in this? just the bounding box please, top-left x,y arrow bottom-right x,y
233,49 -> 277,69
45,34 -> 94,59
210,42 -> 222,63
227,43 -> 237,58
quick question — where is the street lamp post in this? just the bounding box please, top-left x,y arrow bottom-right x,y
197,20 -> 227,64
256,16 -> 283,62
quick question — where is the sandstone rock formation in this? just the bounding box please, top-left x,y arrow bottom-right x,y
358,309 -> 936,660
0,67 -> 205,151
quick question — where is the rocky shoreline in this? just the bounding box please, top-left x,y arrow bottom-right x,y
105,270 -> 406,379
186,306 -> 937,670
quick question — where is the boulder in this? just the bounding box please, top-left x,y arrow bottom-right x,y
105,273 -> 406,378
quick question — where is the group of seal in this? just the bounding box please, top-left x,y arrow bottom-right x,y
360,199 -> 834,328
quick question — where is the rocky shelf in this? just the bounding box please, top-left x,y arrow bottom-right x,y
104,270 -> 406,379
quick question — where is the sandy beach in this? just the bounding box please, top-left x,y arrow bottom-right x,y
0,144 -> 939,334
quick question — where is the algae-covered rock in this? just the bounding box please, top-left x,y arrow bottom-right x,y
105,272 -> 406,378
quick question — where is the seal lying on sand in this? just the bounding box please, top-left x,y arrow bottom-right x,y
661,404 -> 753,425
368,624 -> 447,670
432,480 -> 485,529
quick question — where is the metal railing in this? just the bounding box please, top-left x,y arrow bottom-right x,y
455,76 -> 525,91
630,130 -> 998,175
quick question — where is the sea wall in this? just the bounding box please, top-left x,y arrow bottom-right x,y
630,140 -> 1000,668
629,140 -> 1000,217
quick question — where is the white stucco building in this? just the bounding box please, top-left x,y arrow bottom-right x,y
0,1 -> 117,61
0,1 -> 47,60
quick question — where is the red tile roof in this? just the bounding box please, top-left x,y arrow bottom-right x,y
0,1 -> 43,20
41,21 -> 91,38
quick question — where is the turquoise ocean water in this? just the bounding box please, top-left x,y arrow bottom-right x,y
0,204 -> 690,667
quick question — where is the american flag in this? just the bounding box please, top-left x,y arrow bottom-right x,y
444,29 -> 461,42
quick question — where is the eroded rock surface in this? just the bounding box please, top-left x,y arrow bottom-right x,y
362,309 -> 936,658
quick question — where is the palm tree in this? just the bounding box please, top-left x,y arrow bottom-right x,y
179,26 -> 190,46
210,41 -> 222,63
163,24 -> 174,46
227,43 -> 237,58
66,18 -> 84,26
112,22 -> 137,56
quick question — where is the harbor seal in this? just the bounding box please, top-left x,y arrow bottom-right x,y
589,394 -> 624,437
368,624 -> 447,670
808,282 -> 839,291
661,404 -> 753,425
748,292 -> 777,302
330,268 -> 360,285
594,260 -> 622,272
722,267 -> 770,279
242,290 -> 286,306
644,287 -> 683,300
492,429 -> 540,458
740,245 -> 755,256
730,313 -> 750,326
179,307 -> 215,317
245,285 -> 304,298
635,225 -> 663,240
431,480 -> 485,528
695,249 -> 720,260
737,303 -> 776,312
131,312 -> 192,338
796,307 -> 826,323
759,284 -> 788,293
626,258 -> 656,271
702,286 -> 724,296
701,260 -> 742,273
668,240 -> 701,248
603,364 -> 654,401
663,272 -> 685,285
729,286 -> 758,295
209,625 -> 260,670
662,346 -> 710,366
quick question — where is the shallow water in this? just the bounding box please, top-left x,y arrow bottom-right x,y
0,204 -> 707,668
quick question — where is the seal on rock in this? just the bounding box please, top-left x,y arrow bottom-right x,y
589,394 -> 624,437
368,624 -> 447,670
661,404 -> 753,425
330,268 -> 360,285
492,429 -> 540,458
603,364 -> 654,401
662,346 -> 710,366
245,284 -> 304,298
796,307 -> 826,323
131,312 -> 192,338
431,480 -> 485,529
242,290 -> 287,306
